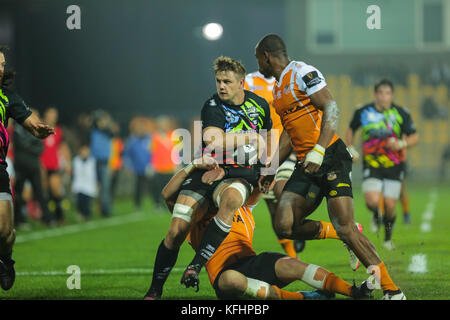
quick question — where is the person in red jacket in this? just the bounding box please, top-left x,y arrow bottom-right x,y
40,107 -> 70,224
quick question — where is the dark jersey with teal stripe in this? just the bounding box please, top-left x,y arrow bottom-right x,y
349,103 -> 416,169
0,87 -> 32,167
201,90 -> 272,165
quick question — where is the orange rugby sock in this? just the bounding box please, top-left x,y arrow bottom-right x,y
323,273 -> 352,297
316,221 -> 340,240
401,193 -> 410,214
376,261 -> 399,292
277,239 -> 297,258
271,285 -> 304,300
379,196 -> 385,216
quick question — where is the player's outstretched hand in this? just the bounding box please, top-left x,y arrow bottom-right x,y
33,123 -> 55,139
201,167 -> 225,185
258,174 -> 275,193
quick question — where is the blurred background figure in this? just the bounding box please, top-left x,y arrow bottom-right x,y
13,109 -> 51,227
72,144 -> 97,221
90,110 -> 114,217
109,121 -> 124,200
149,116 -> 179,211
40,107 -> 70,225
123,117 -> 153,210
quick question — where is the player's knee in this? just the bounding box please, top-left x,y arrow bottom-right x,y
383,200 -> 396,216
219,270 -> 246,293
0,227 -> 15,244
365,199 -> 379,212
274,219 -> 293,239
219,189 -> 243,211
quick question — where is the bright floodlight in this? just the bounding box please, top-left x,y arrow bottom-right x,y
202,23 -> 223,41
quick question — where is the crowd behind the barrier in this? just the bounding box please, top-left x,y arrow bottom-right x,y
8,107 -> 182,229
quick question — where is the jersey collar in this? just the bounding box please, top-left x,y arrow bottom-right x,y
276,60 -> 296,88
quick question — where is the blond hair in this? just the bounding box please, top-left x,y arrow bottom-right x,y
213,56 -> 246,79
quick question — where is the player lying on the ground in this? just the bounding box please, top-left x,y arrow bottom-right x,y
147,162 -> 372,300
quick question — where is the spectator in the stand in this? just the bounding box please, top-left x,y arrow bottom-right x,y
109,121 -> 123,199
149,116 -> 179,210
40,107 -> 70,225
421,97 -> 440,120
72,144 -> 97,221
123,117 -> 152,210
76,112 -> 93,147
90,110 -> 114,217
13,109 -> 51,227
441,144 -> 450,181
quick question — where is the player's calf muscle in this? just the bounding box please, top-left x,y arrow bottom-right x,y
165,219 -> 190,249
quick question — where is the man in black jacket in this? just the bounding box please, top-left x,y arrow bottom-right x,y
13,109 -> 51,227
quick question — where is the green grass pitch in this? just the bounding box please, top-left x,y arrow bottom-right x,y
2,182 -> 448,300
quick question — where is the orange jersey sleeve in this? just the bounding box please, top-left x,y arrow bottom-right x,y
187,205 -> 256,286
272,61 -> 339,160
245,72 -> 283,141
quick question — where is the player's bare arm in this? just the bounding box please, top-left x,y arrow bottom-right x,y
21,112 -> 55,139
303,86 -> 339,173
202,126 -> 266,155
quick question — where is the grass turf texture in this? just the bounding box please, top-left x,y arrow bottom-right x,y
2,182 -> 448,300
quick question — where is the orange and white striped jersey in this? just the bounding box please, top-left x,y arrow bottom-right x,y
273,61 -> 339,160
188,205 -> 256,286
245,71 -> 283,141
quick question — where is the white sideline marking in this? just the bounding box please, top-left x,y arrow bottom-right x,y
17,267 -> 184,277
408,254 -> 427,274
15,212 -> 149,244
420,189 -> 437,233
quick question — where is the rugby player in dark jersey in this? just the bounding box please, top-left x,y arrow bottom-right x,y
0,46 -> 55,290
346,79 -> 419,250
144,56 -> 273,299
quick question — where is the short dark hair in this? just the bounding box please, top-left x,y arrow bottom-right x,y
213,56 -> 246,79
256,34 -> 288,58
0,45 -> 16,89
374,79 -> 394,92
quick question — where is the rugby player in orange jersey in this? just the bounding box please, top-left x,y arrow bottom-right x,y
146,158 -> 371,300
254,34 -> 405,300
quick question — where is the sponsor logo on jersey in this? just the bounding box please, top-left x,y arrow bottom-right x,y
327,172 -> 337,181
302,71 -> 321,88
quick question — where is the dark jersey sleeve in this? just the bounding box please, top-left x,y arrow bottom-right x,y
399,107 -> 417,136
246,91 -> 272,131
6,90 -> 32,124
349,107 -> 363,131
261,98 -> 272,131
200,97 -> 226,130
